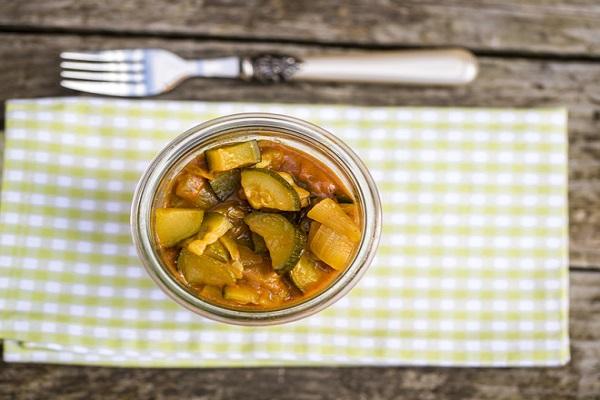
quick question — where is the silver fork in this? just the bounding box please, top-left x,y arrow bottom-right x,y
60,48 -> 478,97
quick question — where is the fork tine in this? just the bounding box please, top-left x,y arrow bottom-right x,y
61,61 -> 144,72
60,70 -> 144,82
60,49 -> 145,62
60,80 -> 149,97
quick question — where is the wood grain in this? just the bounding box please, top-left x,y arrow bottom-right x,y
0,269 -> 598,400
0,32 -> 599,268
0,1 -> 599,57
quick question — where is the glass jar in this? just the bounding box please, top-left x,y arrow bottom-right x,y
131,113 -> 381,326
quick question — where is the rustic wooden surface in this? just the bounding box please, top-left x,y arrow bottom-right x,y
0,1 -> 599,399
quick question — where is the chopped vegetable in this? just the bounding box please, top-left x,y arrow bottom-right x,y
155,208 -> 204,247
219,235 -> 243,278
210,200 -> 253,248
277,171 -> 311,207
200,285 -> 223,300
237,244 -> 265,267
175,173 -> 219,209
241,168 -> 301,211
178,250 -> 237,286
223,285 -> 259,304
204,240 -> 230,263
253,147 -> 284,169
206,140 -> 261,172
339,203 -> 360,226
251,231 -> 268,253
245,212 -> 306,274
307,198 -> 361,242
307,221 -> 321,245
309,224 -> 355,270
187,212 -> 233,256
290,253 -> 326,293
209,169 -> 241,201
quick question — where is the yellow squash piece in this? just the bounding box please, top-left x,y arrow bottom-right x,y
307,198 -> 361,242
309,224 -> 355,270
219,235 -> 243,278
187,212 -> 233,256
154,208 -> 204,247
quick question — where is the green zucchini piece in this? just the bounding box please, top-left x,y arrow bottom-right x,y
223,285 -> 259,305
290,253 -> 325,293
204,240 -> 230,263
307,198 -> 361,243
241,168 -> 301,211
244,212 -> 306,274
251,231 -> 268,253
175,173 -> 219,209
206,140 -> 261,172
209,169 -> 241,201
187,212 -> 233,256
155,208 -> 204,247
178,250 -> 237,286
238,244 -> 265,267
277,171 -> 310,208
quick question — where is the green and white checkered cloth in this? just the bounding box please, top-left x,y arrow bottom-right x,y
0,98 -> 569,367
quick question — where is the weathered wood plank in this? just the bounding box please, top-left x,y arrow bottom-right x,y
1,270 -> 598,400
1,33 -> 598,268
0,1 -> 599,56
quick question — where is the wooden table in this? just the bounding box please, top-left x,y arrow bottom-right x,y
0,1 -> 598,399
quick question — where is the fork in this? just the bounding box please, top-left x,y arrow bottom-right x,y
60,48 -> 478,97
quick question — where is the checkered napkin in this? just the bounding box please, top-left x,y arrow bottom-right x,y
0,98 -> 569,367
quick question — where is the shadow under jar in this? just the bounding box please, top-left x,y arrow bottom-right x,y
131,113 -> 381,325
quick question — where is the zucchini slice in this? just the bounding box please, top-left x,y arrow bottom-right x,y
187,212 -> 233,256
244,212 -> 306,273
209,169 -> 241,201
155,208 -> 204,247
223,285 -> 259,305
241,168 -> 301,211
277,171 -> 311,208
204,240 -> 230,263
238,244 -> 265,267
251,231 -> 268,254
178,250 -> 237,286
309,224 -> 355,270
289,253 -> 325,293
307,198 -> 361,242
175,173 -> 219,209
206,140 -> 261,172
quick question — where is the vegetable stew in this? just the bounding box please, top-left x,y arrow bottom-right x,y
154,139 -> 361,309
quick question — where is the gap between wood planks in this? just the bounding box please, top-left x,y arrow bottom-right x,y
0,25 -> 600,63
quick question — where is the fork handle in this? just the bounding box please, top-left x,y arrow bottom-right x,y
241,49 -> 478,85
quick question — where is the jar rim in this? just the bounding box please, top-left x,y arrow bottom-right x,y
130,112 -> 382,326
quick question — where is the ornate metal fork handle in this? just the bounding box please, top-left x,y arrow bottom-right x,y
60,48 -> 478,97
